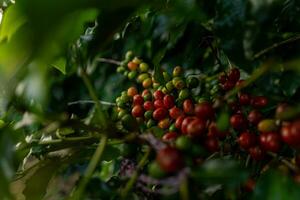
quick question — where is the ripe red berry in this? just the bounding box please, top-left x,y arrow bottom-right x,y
133,94 -> 144,105
251,96 -> 268,108
259,132 -> 281,152
181,117 -> 197,134
153,90 -> 164,100
183,99 -> 194,115
204,137 -> 219,152
169,107 -> 183,119
208,122 -> 229,139
248,110 -> 263,125
156,147 -> 184,173
153,108 -> 168,121
291,120 -> 300,144
249,146 -> 265,161
194,102 -> 214,120
236,79 -> 246,87
239,93 -> 251,105
228,68 -> 240,83
186,118 -> 206,137
143,101 -> 154,111
132,105 -> 144,118
162,132 -> 178,142
154,99 -> 164,108
163,95 -> 175,109
275,103 -> 289,118
238,132 -> 257,149
218,73 -> 227,84
222,80 -> 235,91
228,101 -> 241,113
281,123 -> 294,146
230,114 -> 247,130
142,89 -> 151,97
175,115 -> 185,130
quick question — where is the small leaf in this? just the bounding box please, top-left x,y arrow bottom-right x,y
51,57 -> 66,74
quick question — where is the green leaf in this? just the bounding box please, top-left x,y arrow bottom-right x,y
252,170 -> 300,200
51,57 -> 66,74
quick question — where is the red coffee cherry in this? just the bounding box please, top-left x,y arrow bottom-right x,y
175,115 -> 185,130
249,146 -> 265,161
169,107 -> 183,119
228,68 -> 240,83
218,73 -> 227,84
127,61 -> 138,71
186,118 -> 206,137
163,95 -> 175,109
133,94 -> 144,105
230,114 -> 247,130
208,122 -> 228,139
142,89 -> 151,97
162,132 -> 178,142
251,96 -> 268,108
156,147 -> 184,173
181,117 -> 197,134
154,99 -> 164,108
204,137 -> 220,152
236,79 -> 246,87
290,120 -> 300,145
153,90 -> 164,100
281,123 -> 294,146
259,132 -> 281,152
132,105 -> 144,118
238,131 -> 257,150
239,93 -> 251,105
248,110 -> 263,125
143,101 -> 154,111
275,103 -> 290,118
222,80 -> 235,91
194,102 -> 214,120
229,101 -> 241,113
153,108 -> 168,121
183,99 -> 194,115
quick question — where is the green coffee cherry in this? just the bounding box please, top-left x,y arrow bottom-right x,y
137,73 -> 150,83
143,93 -> 152,101
166,81 -> 174,91
172,77 -> 185,90
117,66 -> 126,73
144,110 -> 153,119
258,119 -> 278,132
169,123 -> 177,132
162,87 -> 169,94
147,119 -> 156,128
128,70 -> 137,80
123,71 -> 129,76
176,136 -> 192,151
139,62 -> 149,72
153,82 -> 160,90
197,97 -> 209,104
117,100 -> 127,108
148,161 -> 165,178
187,77 -> 199,88
178,88 -> 190,100
120,94 -> 130,103
125,51 -> 134,60
121,114 -> 137,131
132,57 -> 142,64
163,72 -> 171,82
118,110 -> 128,119
173,66 -> 183,77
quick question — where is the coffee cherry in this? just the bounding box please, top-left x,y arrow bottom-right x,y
169,123 -> 177,132
175,115 -> 185,129
275,103 -> 291,119
139,62 -> 149,72
127,87 -> 138,97
222,81 -> 235,91
238,132 -> 257,149
147,119 -> 156,128
251,96 -> 268,108
248,110 -> 263,125
181,117 -> 197,134
259,132 -> 281,152
236,79 -> 246,87
257,119 -> 278,133
173,66 -> 183,77
186,77 -> 199,88
183,99 -> 194,115
176,136 -> 192,151
163,95 -> 175,109
162,132 -> 178,142
143,101 -> 154,111
194,102 -> 214,120
128,71 -> 137,80
178,89 -> 190,100
230,114 -> 247,130
187,118 -> 206,137
229,101 -> 241,114
239,93 -> 251,105
142,78 -> 152,88
173,78 -> 185,90
291,120 -> 300,142
158,118 -> 171,129
249,146 -> 265,161
154,99 -> 164,108
282,120 -> 300,147
204,137 -> 220,152
218,73 -> 227,84
156,147 -> 184,173
144,110 -> 153,119
228,68 -> 240,83
148,161 -> 165,178
166,81 -> 174,91
169,107 -> 183,119
132,57 -> 142,64
132,105 -> 144,118
133,94 -> 144,105
208,122 -> 228,139
153,90 -> 164,100
127,61 -> 138,71
153,108 -> 168,121
142,89 -> 151,97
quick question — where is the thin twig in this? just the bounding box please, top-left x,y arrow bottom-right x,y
252,34 -> 300,59
95,57 -> 122,65
67,100 -> 116,106
268,152 -> 299,172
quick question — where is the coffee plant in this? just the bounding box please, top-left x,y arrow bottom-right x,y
1,0 -> 300,199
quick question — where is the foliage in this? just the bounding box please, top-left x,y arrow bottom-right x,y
0,0 -> 300,199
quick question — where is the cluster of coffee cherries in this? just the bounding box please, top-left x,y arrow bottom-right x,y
114,51 -> 300,179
